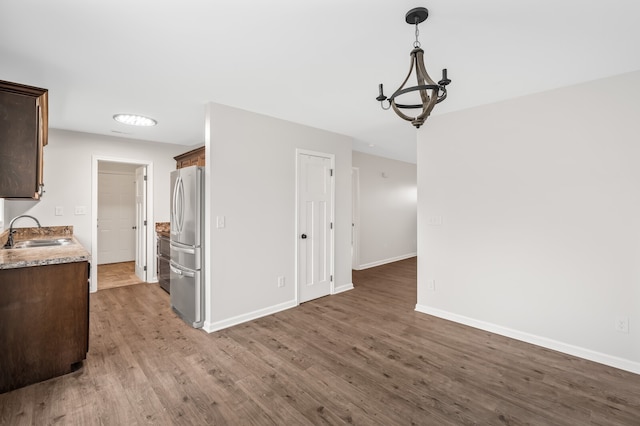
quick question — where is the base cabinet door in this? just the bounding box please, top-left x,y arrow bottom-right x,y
0,261 -> 89,393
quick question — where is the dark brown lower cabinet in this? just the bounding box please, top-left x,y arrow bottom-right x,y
0,261 -> 89,394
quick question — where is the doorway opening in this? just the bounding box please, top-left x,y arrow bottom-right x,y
91,156 -> 154,293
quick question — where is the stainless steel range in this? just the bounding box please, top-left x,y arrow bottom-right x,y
156,233 -> 170,293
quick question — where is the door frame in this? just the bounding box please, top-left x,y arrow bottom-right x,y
134,166 -> 147,282
351,167 -> 360,270
295,149 -> 335,304
91,155 -> 154,293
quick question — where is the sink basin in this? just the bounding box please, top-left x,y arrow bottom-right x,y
11,238 -> 73,249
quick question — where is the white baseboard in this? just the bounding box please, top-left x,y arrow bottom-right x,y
355,253 -> 417,270
202,283 -> 354,333
333,282 -> 354,294
203,299 -> 298,333
415,304 -> 640,375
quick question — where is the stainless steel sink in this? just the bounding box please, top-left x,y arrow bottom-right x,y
11,238 -> 73,249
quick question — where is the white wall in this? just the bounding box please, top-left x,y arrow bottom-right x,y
204,102 -> 353,332
4,129 -> 187,280
352,151 -> 417,269
416,71 -> 640,373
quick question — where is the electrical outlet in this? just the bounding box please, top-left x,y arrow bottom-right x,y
74,206 -> 86,215
277,276 -> 285,288
427,216 -> 443,226
615,316 -> 629,334
427,279 -> 436,291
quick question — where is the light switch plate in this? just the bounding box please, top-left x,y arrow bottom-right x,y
427,216 -> 443,226
427,279 -> 436,291
55,206 -> 64,216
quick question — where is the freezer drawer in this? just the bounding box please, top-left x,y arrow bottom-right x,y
169,261 -> 203,328
170,242 -> 201,270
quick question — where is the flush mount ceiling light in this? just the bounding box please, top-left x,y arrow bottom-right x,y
113,113 -> 157,127
376,7 -> 451,129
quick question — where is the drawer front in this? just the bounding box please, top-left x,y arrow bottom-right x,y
170,243 -> 200,270
157,255 -> 170,293
169,261 -> 202,328
157,235 -> 170,257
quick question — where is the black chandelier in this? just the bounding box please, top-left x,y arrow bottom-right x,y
376,7 -> 451,129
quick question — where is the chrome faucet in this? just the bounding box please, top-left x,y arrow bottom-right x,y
3,215 -> 42,249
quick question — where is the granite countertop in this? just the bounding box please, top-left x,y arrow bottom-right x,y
155,222 -> 170,237
0,226 -> 90,270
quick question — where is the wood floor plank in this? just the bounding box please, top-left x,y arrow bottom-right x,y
97,261 -> 144,290
1,257 -> 640,425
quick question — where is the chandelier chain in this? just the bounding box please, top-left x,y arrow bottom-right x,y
413,22 -> 421,48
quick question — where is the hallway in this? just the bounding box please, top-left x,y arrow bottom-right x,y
97,261 -> 144,290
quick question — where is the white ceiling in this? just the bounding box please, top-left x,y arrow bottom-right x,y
2,0 -> 639,163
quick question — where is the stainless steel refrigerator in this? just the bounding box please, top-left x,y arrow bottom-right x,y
170,165 -> 204,328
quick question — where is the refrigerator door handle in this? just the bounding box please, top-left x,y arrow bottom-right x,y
170,263 -> 195,278
172,175 -> 185,234
171,176 -> 176,231
178,176 -> 184,233
171,176 -> 177,232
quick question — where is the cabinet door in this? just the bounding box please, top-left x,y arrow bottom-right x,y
174,146 -> 205,169
0,80 -> 48,199
0,261 -> 88,393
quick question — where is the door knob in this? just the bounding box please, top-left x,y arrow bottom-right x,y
301,234 -> 307,239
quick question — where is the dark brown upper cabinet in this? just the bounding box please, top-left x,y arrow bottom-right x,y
0,80 -> 48,199
174,146 -> 205,169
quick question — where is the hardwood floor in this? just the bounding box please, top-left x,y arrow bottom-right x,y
1,257 -> 639,425
97,261 -> 144,290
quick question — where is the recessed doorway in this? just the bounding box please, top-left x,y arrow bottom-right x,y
91,155 -> 155,292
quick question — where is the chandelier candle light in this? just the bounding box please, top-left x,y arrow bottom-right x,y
376,7 -> 451,128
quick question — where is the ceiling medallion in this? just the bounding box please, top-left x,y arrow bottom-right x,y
376,7 -> 451,129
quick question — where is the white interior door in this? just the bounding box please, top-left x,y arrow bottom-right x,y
298,152 -> 334,303
135,166 -> 147,281
97,172 -> 136,265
